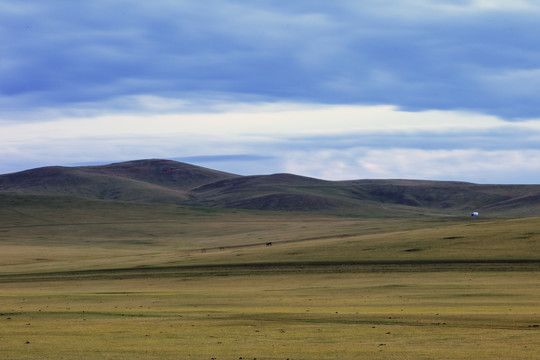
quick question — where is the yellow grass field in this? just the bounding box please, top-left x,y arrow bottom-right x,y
1,198 -> 540,358
1,269 -> 539,359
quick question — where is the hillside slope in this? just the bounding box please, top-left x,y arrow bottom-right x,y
0,159 -> 238,203
1,159 -> 540,215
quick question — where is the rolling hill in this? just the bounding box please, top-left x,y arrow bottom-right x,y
1,159 -> 540,216
0,159 -> 238,204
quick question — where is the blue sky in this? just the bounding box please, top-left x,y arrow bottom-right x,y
2,0 -> 540,183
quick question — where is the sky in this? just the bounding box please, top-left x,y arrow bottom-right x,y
2,0 -> 540,183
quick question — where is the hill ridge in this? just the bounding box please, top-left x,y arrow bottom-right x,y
2,159 -> 540,216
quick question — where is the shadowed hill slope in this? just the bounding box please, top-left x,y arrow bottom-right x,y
2,159 -> 540,215
0,159 -> 238,204
188,173 -> 352,211
88,159 -> 238,190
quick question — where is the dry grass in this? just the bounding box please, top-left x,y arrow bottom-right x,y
4,197 -> 540,273
1,270 -> 539,359
1,197 -> 540,358
0,196 -> 484,273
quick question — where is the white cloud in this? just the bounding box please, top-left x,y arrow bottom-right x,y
283,148 -> 540,183
355,0 -> 540,18
2,102 -> 540,183
466,0 -> 540,11
0,102 -> 512,144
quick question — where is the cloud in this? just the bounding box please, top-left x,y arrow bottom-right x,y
0,103 -> 517,143
2,103 -> 540,182
2,2 -> 540,183
283,148 -> 540,184
2,1 -> 540,119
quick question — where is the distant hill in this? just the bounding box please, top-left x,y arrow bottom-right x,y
1,159 -> 540,216
0,159 -> 238,204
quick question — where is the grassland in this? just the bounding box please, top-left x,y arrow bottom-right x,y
2,270 -> 539,359
1,194 -> 540,359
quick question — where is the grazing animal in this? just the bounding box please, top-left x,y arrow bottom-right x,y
266,242 -> 272,247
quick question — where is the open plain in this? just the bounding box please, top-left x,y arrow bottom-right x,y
1,192 -> 540,359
